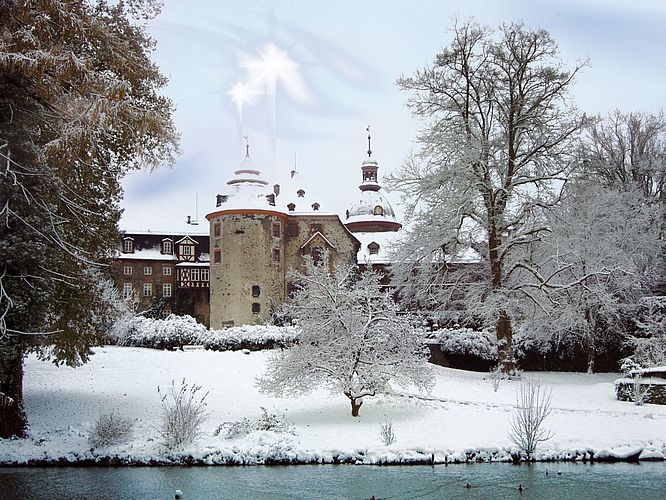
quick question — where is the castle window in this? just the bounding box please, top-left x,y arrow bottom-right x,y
123,266 -> 133,275
368,242 -> 380,255
163,266 -> 172,276
252,285 -> 261,297
162,239 -> 173,254
123,283 -> 133,298
122,238 -> 133,253
286,222 -> 299,236
144,266 -> 152,276
373,205 -> 384,216
191,268 -> 200,281
287,203 -> 295,212
312,202 -> 320,211
272,248 -> 281,264
309,223 -> 322,234
252,302 -> 261,314
213,249 -> 222,264
312,246 -> 325,265
201,269 -> 209,282
297,189 -> 305,198
272,222 -> 281,238
142,283 -> 152,297
214,222 -> 221,238
181,245 -> 192,256
163,283 -> 172,297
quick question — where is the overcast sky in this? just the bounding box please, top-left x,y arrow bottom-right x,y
120,0 -> 666,232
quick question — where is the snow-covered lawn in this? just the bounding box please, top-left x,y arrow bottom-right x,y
1,346 -> 665,465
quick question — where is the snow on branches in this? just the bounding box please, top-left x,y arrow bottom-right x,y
258,256 -> 432,417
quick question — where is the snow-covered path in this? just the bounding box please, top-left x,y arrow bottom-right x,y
1,347 -> 665,464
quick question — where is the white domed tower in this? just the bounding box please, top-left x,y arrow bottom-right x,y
345,128 -> 401,233
206,145 -> 286,328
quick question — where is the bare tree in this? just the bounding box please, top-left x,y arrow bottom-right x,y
508,379 -> 553,459
389,20 -> 589,373
258,257 -> 432,417
586,111 -> 666,202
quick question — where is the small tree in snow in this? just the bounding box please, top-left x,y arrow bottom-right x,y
508,379 -> 553,459
258,257 -> 432,417
158,379 -> 209,449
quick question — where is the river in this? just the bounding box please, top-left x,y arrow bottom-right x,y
1,461 -> 665,499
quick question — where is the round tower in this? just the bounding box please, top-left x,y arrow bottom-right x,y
345,129 -> 402,233
206,148 -> 286,328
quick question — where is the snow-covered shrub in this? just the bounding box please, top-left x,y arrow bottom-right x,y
378,419 -> 396,446
89,410 -> 133,448
158,379 -> 209,449
508,379 -> 553,459
436,327 -> 497,361
112,314 -> 299,351
620,357 -> 642,375
214,407 -> 295,439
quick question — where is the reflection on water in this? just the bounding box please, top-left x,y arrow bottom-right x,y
1,461 -> 665,500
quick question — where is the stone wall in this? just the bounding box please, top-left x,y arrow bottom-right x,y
209,212 -> 287,328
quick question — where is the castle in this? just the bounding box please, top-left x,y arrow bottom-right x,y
112,138 -> 401,328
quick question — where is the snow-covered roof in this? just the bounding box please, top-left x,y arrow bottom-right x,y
448,247 -> 482,264
116,247 -> 177,261
355,231 -> 400,265
346,187 -> 400,229
175,262 -> 210,268
275,170 -> 335,216
208,153 -> 286,216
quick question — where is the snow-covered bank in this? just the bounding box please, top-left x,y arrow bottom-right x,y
1,347 -> 665,466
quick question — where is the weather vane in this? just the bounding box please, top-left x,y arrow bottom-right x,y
243,135 -> 250,157
366,125 -> 372,158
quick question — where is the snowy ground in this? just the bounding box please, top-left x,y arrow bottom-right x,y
1,347 -> 665,465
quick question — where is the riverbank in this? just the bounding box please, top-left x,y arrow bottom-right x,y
1,347 -> 664,466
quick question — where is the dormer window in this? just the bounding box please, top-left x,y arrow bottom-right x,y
216,194 -> 228,207
368,242 -> 380,255
267,193 -> 276,206
373,205 -> 384,216
162,239 -> 173,255
176,236 -> 197,261
297,189 -> 305,198
312,202 -> 320,211
122,238 -> 133,253
287,203 -> 296,212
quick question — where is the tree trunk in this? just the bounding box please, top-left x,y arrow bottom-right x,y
0,337 -> 27,438
496,310 -> 517,374
350,397 -> 363,417
489,226 -> 516,375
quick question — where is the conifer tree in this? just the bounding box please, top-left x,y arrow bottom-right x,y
0,0 -> 178,436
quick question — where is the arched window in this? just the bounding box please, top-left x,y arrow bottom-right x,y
122,238 -> 133,253
368,242 -> 380,255
373,205 -> 384,216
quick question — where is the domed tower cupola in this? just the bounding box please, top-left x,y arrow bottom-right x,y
226,142 -> 270,188
345,127 -> 402,233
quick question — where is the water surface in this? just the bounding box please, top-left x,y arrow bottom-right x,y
2,461 -> 665,499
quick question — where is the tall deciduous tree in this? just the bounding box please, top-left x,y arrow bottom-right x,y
586,111 -> 665,202
389,21 -> 588,373
0,0 -> 178,437
258,257 -> 432,417
518,183 -> 662,372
